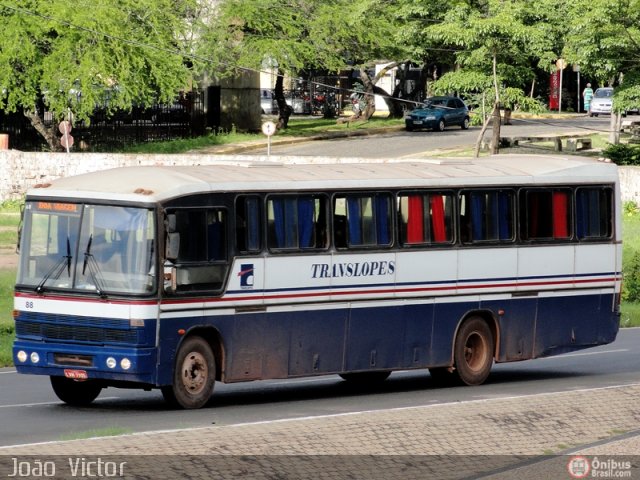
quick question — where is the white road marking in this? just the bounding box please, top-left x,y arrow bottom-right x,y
0,370 -> 17,374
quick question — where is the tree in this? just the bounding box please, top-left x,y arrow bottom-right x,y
424,0 -> 558,156
207,0 -> 408,128
563,0 -> 640,144
0,1 -> 194,150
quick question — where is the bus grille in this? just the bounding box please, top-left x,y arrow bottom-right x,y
15,313 -> 139,345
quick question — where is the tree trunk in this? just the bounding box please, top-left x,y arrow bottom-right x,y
474,101 -> 498,158
273,69 -> 293,129
24,110 -> 60,151
358,68 -> 376,120
609,111 -> 622,144
489,52 -> 501,154
490,103 -> 501,154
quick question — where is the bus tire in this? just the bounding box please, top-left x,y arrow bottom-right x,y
162,336 -> 215,409
50,376 -> 102,406
339,371 -> 391,383
453,317 -> 494,386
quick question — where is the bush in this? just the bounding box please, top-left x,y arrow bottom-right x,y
623,250 -> 640,303
603,143 -> 640,165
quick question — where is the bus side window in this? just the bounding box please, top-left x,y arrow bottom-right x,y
576,187 -> 613,240
335,193 -> 392,248
267,195 -> 328,251
459,190 -> 514,244
398,192 -> 454,245
169,208 -> 228,293
236,196 -> 262,254
521,189 -> 572,241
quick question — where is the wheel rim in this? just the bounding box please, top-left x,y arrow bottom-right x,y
180,351 -> 209,395
463,331 -> 488,372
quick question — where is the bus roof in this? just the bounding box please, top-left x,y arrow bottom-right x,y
28,154 -> 618,204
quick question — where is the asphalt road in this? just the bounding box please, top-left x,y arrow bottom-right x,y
255,115 -> 617,157
1,328 -> 638,448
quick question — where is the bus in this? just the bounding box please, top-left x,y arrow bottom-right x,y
12,155 -> 622,409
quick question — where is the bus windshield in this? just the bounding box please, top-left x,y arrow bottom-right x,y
17,202 -> 156,296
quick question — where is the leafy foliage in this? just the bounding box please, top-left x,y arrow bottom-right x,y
0,1 -> 195,148
603,143 -> 640,165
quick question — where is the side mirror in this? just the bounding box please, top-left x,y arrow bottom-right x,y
166,232 -> 180,261
166,213 -> 177,233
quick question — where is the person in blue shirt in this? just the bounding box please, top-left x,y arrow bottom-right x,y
582,83 -> 594,113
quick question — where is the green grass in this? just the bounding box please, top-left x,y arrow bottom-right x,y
121,129 -> 260,154
0,268 -> 16,367
59,427 -> 133,441
0,229 -> 17,247
0,213 -> 20,227
119,116 -> 404,154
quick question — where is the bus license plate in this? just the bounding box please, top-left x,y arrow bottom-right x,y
64,369 -> 88,380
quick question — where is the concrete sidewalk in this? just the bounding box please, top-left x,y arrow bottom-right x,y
1,383 -> 639,478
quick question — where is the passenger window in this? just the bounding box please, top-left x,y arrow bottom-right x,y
459,190 -> 514,243
170,208 -> 228,292
576,187 -> 613,240
236,196 -> 262,253
398,192 -> 454,245
520,189 -> 572,240
267,195 -> 328,251
334,194 -> 392,248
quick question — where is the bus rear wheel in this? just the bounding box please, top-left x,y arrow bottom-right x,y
453,317 -> 494,386
50,376 -> 102,406
162,336 -> 215,409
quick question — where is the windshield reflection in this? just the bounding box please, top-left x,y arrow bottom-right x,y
18,202 -> 156,296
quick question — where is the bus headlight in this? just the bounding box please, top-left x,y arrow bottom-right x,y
106,357 -> 117,369
30,352 -> 40,364
17,351 -> 27,363
120,358 -> 131,370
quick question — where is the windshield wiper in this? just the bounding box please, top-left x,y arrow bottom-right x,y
35,238 -> 72,294
82,234 -> 107,299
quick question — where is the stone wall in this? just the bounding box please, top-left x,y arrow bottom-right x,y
0,150 -> 638,204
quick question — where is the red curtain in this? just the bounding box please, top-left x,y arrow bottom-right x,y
431,195 -> 447,242
552,191 -> 569,238
407,196 -> 424,243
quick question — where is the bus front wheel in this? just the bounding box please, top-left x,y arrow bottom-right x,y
162,336 -> 215,409
50,376 -> 102,406
453,317 -> 494,386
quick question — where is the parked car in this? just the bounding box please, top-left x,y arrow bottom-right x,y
405,96 -> 470,132
589,87 -> 614,117
261,89 -> 278,115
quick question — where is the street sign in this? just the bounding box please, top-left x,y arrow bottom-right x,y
261,121 -> 276,137
58,121 -> 72,135
60,134 -> 74,149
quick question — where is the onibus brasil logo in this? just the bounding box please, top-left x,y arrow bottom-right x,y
567,456 -> 632,479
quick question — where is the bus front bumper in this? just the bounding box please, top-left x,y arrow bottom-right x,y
13,340 -> 158,385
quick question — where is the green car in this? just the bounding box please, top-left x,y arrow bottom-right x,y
405,96 -> 470,132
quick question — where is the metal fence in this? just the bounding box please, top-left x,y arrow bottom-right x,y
0,90 -> 206,152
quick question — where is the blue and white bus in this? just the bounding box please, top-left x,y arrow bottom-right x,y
13,155 -> 622,408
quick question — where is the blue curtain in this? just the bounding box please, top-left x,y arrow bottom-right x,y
272,198 -> 285,247
376,196 -> 390,245
347,198 -> 362,245
471,193 -> 484,241
298,197 -> 314,248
